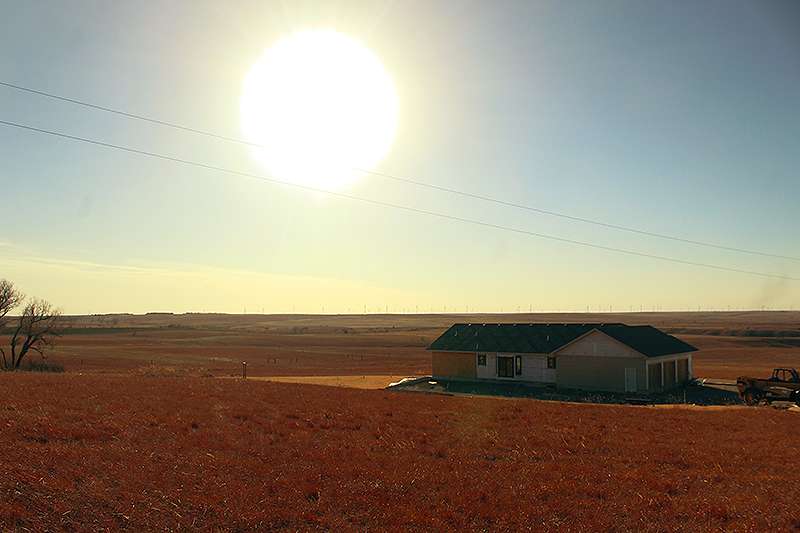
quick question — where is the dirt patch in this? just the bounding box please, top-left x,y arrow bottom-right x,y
239,374 -> 418,389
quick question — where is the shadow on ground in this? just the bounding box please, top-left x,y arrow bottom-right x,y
389,377 -> 744,406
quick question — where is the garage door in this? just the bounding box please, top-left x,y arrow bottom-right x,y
648,363 -> 662,392
677,359 -> 689,383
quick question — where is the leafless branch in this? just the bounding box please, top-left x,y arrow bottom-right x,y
9,298 -> 61,370
0,279 -> 23,332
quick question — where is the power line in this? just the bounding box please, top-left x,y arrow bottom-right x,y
1,117 -> 797,282
358,168 -> 800,263
2,79 -> 798,263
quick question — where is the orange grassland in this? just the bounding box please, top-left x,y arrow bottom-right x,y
43,311 -> 800,380
2,312 -> 799,531
1,374 -> 798,531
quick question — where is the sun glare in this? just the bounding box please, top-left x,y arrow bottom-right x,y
241,30 -> 398,189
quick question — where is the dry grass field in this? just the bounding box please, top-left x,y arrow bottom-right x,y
1,374 -> 798,531
44,311 -> 800,380
2,312 -> 799,531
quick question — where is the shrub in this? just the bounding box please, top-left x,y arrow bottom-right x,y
21,359 -> 65,373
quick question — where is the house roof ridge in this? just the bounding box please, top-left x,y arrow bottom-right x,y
428,322 -> 697,357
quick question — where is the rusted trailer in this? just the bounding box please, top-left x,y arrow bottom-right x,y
737,368 -> 800,406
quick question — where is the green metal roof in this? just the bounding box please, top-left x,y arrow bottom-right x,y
427,323 -> 697,358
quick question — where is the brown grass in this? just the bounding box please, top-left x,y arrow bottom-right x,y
39,311 -> 800,380
1,374 -> 799,531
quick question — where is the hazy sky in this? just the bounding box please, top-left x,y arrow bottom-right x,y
1,0 -> 799,314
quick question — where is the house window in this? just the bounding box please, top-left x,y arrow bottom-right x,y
497,356 -> 515,378
477,354 -> 486,366
515,355 -> 522,376
547,357 -> 557,369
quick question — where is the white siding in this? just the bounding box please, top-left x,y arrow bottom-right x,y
520,354 -> 556,383
475,352 -> 555,383
476,353 -> 495,379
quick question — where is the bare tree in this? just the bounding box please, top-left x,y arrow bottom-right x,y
5,298 -> 61,370
0,279 -> 23,327
0,279 -> 24,369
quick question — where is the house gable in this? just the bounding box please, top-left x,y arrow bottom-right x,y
551,329 -> 643,359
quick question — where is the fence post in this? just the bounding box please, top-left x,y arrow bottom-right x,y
242,361 -> 247,380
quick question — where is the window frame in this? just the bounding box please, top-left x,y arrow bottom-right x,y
497,356 -> 515,378
547,356 -> 557,369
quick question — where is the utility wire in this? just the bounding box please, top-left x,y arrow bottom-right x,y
2,79 -> 797,263
1,118 -> 797,282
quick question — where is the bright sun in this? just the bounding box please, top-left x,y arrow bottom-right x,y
241,30 -> 398,189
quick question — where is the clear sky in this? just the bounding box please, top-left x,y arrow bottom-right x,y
1,0 -> 799,314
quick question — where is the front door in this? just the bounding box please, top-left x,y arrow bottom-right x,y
624,368 -> 637,392
497,356 -> 515,378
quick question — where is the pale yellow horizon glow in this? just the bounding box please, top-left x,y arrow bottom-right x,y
240,29 -> 398,189
2,251 -> 797,316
